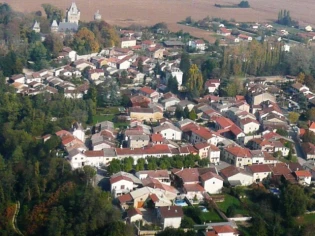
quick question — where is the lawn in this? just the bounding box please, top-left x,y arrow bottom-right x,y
199,210 -> 224,223
297,213 -> 315,225
93,107 -> 121,125
217,194 -> 249,216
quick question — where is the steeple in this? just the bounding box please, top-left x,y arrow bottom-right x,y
94,10 -> 102,21
66,2 -> 80,24
32,21 -> 40,33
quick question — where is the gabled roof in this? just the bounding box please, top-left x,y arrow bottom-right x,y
200,171 -> 223,182
295,170 -> 311,177
220,165 -> 252,179
118,193 -> 133,203
191,126 -> 215,140
158,206 -> 183,218
183,183 -> 205,192
110,175 -> 133,184
140,86 -> 156,95
224,146 -> 252,158
127,208 -> 142,217
212,225 -> 236,234
247,164 -> 272,173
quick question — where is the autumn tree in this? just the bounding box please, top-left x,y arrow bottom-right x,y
186,64 -> 203,98
72,27 -> 100,54
297,72 -> 305,84
288,112 -> 300,124
44,33 -> 64,58
306,107 -> 315,121
188,109 -> 197,121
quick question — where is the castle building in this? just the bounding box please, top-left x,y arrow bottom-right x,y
94,10 -> 102,21
50,3 -> 80,33
32,21 -> 40,33
67,2 -> 80,24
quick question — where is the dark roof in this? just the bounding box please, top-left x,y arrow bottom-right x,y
158,206 -> 183,218
58,22 -> 79,32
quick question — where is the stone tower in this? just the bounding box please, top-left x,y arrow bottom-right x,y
32,21 -> 40,33
94,10 -> 102,21
66,2 -> 80,24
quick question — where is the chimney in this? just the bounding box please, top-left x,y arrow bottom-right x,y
120,145 -> 122,149
168,206 -> 170,210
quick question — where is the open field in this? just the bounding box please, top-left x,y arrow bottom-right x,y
5,0 -> 315,38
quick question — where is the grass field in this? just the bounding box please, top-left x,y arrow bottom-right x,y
199,210 -> 224,223
93,107 -> 129,128
217,194 -> 249,216
297,213 -> 315,225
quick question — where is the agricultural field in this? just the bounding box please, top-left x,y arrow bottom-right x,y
5,0 -> 315,40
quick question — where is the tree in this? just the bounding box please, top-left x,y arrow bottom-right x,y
281,184 -> 307,217
179,53 -> 190,85
288,112 -> 300,124
44,33 -> 64,58
302,130 -> 315,144
175,106 -> 184,120
276,129 -> 288,137
188,109 -> 197,121
107,159 -> 121,175
137,58 -> 143,73
251,218 -> 268,236
226,206 -> 236,217
181,216 -> 195,228
286,148 -> 293,161
238,1 -> 250,8
201,58 -> 218,79
297,72 -> 305,84
121,95 -> 131,107
42,4 -> 64,22
306,108 -> 315,121
72,27 -> 100,54
168,76 -> 178,94
183,106 -> 190,119
0,51 -> 23,76
185,16 -> 192,24
83,166 -> 96,186
186,64 -> 203,98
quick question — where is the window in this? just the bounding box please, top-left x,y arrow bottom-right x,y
75,158 -> 77,160
121,185 -> 125,189
213,181 -> 215,184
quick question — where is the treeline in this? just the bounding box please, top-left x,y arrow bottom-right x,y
215,1 -> 250,8
0,74 -> 131,235
277,9 -> 298,27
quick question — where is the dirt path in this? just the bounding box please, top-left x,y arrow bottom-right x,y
12,201 -> 23,236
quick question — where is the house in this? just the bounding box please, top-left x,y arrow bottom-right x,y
239,118 -> 260,134
139,87 -> 160,102
251,92 -> 276,105
161,97 -> 180,109
200,171 -> 223,194
220,165 -> 253,186
217,28 -> 231,36
204,79 -> 220,93
10,74 -> 25,84
190,126 -> 223,145
129,107 -> 163,122
165,67 -> 183,87
194,143 -> 220,164
153,122 -> 182,140
110,172 -> 142,197
71,122 -> 85,142
223,146 -> 252,168
207,225 -> 239,236
88,69 -> 104,80
294,170 -> 312,185
121,37 -> 137,48
238,34 -> 252,41
117,56 -> 131,70
127,208 -> 143,223
128,134 -> 150,148
157,206 -> 183,229
136,170 -> 170,185
188,39 -> 206,51
73,59 -> 96,71
246,164 -> 272,183
62,47 -> 77,62
183,183 -> 205,201
302,142 -> 315,160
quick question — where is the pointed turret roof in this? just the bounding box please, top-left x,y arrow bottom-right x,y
33,21 -> 40,28
51,20 -> 58,27
69,2 -> 79,13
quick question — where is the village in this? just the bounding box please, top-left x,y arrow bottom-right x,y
4,2 -> 315,236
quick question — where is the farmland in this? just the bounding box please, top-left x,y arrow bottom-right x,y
4,0 -> 315,39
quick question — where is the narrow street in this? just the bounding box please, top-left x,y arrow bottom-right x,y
289,128 -> 306,165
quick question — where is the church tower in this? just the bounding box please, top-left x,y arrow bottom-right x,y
66,2 -> 80,24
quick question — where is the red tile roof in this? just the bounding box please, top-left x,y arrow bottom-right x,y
213,225 -> 236,234
150,193 -> 159,202
110,175 -> 133,184
225,146 -> 251,158
84,150 -> 104,157
184,183 -> 205,192
295,170 -> 311,177
220,166 -> 251,179
191,126 -> 215,140
194,142 -> 210,150
140,86 -> 156,95
151,133 -> 164,142
118,193 -> 133,203
158,206 -> 183,218
215,117 -> 234,129
200,171 -> 223,181
247,164 -> 271,173
127,208 -> 142,217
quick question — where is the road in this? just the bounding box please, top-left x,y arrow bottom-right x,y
289,127 -> 306,165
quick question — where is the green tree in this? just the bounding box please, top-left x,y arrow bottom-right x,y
179,53 -> 191,85
306,108 -> 315,121
42,4 -> 64,22
168,76 -> 179,94
183,106 -> 190,119
251,218 -> 268,236
186,64 -> 203,97
226,205 -> 236,217
107,159 -> 121,175
181,216 -> 195,228
175,106 -> 184,120
188,109 -> 197,121
0,51 -> 23,76
281,184 -> 307,217
276,129 -> 288,137
44,33 -> 64,58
